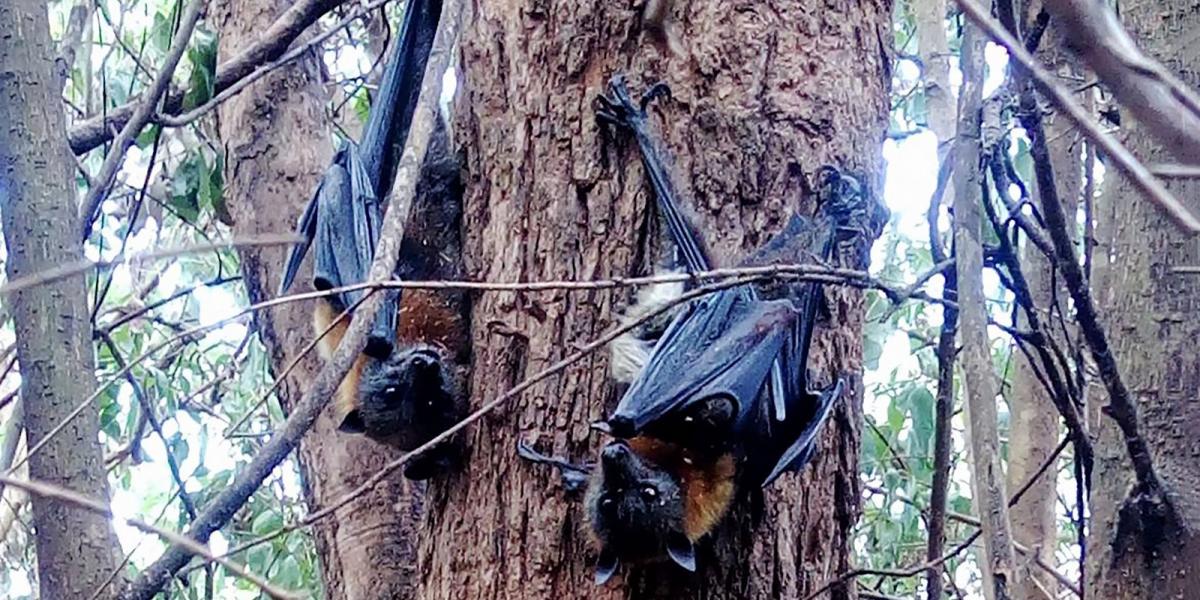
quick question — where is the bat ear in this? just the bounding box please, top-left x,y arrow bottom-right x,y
666,532 -> 697,572
338,409 -> 366,434
594,548 -> 620,585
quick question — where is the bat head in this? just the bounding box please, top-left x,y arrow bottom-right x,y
586,441 -> 696,584
340,345 -> 457,451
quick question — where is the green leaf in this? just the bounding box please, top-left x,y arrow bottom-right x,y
251,510 -> 283,535
169,434 -> 190,465
182,28 -> 218,110
906,387 -> 935,456
135,124 -> 162,149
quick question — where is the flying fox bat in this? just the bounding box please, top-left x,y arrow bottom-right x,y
278,0 -> 470,479
520,75 -> 881,583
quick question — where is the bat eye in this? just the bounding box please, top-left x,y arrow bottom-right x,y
601,497 -> 614,509
640,486 -> 657,500
384,386 -> 398,396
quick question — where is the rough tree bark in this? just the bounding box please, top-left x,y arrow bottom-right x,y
418,1 -> 890,598
1086,1 -> 1200,597
214,1 -> 423,598
0,0 -> 122,597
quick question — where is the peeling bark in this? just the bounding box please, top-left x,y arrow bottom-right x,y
419,1 -> 891,598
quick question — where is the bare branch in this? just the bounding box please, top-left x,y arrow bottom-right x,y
77,0 -> 206,242
1044,0 -> 1200,161
66,0 -> 350,155
955,0 -> 1200,234
0,476 -> 299,600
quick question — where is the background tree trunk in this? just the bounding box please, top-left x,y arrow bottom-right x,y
214,1 -> 423,598
419,1 -> 890,598
1086,1 -> 1200,597
1005,26 -> 1082,600
0,0 -> 122,597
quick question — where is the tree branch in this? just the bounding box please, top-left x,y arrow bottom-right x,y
954,0 -> 1200,234
66,0 -> 350,155
1043,0 -> 1200,162
76,0 -> 205,242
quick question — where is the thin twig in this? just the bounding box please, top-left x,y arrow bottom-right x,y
98,275 -> 243,334
192,274 -> 771,572
97,332 -> 198,519
954,0 -> 1200,234
76,0 -> 205,242
0,475 -> 298,600
0,235 -> 299,298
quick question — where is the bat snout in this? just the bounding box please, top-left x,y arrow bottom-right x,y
600,441 -> 634,471
607,414 -> 637,438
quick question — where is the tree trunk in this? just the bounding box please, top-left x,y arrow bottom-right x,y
213,1 -> 423,598
0,0 -> 121,597
953,22 -> 1019,600
419,1 -> 890,598
1086,2 -> 1200,597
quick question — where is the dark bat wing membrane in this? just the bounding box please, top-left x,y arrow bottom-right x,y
598,75 -> 851,488
277,0 -> 443,359
610,291 -> 792,436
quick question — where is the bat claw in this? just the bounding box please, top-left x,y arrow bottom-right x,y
594,74 -> 646,130
640,81 -> 672,112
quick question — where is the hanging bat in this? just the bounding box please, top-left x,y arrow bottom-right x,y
520,75 -> 882,583
279,0 -> 469,480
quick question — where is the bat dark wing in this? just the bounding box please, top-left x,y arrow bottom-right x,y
608,287 -> 794,435
595,76 -> 796,432
277,0 -> 443,359
596,76 -> 874,489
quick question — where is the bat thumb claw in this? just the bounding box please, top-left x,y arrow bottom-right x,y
589,420 -> 614,435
